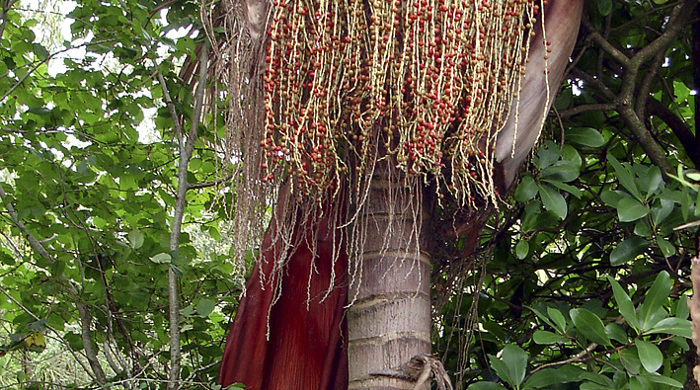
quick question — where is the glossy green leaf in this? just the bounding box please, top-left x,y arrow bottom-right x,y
515,176 -> 538,202
633,219 -> 652,238
636,339 -> 663,373
605,323 -> 628,344
639,271 -> 672,330
578,371 -> 614,387
607,276 -> 640,331
620,346 -> 642,375
466,383 -> 507,390
638,165 -> 663,199
536,141 -> 561,170
489,344 -> 527,389
533,330 -> 568,345
608,154 -> 642,201
541,160 -> 580,183
524,366 -> 585,388
601,190 -> 631,208
630,376 -> 650,390
641,372 -> 683,387
656,237 -> 676,258
676,295 -> 689,320
515,241 -> 529,260
528,306 -> 557,329
547,307 -> 567,333
565,127 -> 605,148
543,179 -> 583,199
538,184 -> 567,220
616,198 -> 649,222
610,237 -> 648,266
646,317 -> 692,338
570,308 -> 611,346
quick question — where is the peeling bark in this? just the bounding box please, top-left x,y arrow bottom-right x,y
218,187 -> 348,390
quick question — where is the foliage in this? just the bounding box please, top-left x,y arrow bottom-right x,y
437,1 -> 698,389
0,0 -> 242,387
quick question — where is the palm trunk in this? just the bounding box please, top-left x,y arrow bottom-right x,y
347,167 -> 432,390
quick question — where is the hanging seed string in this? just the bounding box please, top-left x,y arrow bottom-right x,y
262,0 -> 539,208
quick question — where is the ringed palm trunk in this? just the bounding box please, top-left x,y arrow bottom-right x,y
346,1 -> 584,388
347,166 -> 432,390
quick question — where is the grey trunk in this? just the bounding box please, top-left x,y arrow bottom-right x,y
347,169 -> 432,390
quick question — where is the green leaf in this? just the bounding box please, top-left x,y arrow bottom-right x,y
630,375 -> 651,390
196,298 -> 216,317
578,371 -> 614,387
646,318 -> 692,338
541,160 -> 580,183
524,366 -> 584,388
676,295 -> 689,320
488,357 -> 511,387
641,372 -> 683,388
466,383 -> 507,390
528,306 -> 557,329
547,307 -> 567,333
617,198 -> 650,222
538,184 -> 567,220
570,308 -> 612,346
639,271 -> 671,330
597,0 -> 612,16
533,330 -> 568,345
128,229 -> 144,249
544,180 -> 583,199
566,127 -> 605,148
601,190 -> 631,208
638,165 -> 663,199
633,219 -> 652,238
610,237 -> 648,266
150,253 -> 171,264
656,237 -> 676,258
636,339 -> 663,373
225,383 -> 249,389
536,142 -> 561,170
515,241 -> 529,260
501,344 -> 528,388
620,346 -> 642,375
489,344 -> 527,389
607,276 -> 640,331
605,323 -> 629,344
608,154 -> 642,201
515,176 -> 538,202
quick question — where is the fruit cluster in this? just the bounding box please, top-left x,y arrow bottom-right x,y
262,0 -> 538,205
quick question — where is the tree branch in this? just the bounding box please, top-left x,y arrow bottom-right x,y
582,17 -> 630,69
558,102 -> 616,119
646,97 -> 700,167
160,43 -> 209,390
187,174 -> 233,190
579,1 -> 697,174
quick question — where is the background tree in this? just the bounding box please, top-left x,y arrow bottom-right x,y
0,0 -> 698,390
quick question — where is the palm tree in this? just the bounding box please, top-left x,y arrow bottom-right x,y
212,1 -> 584,389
